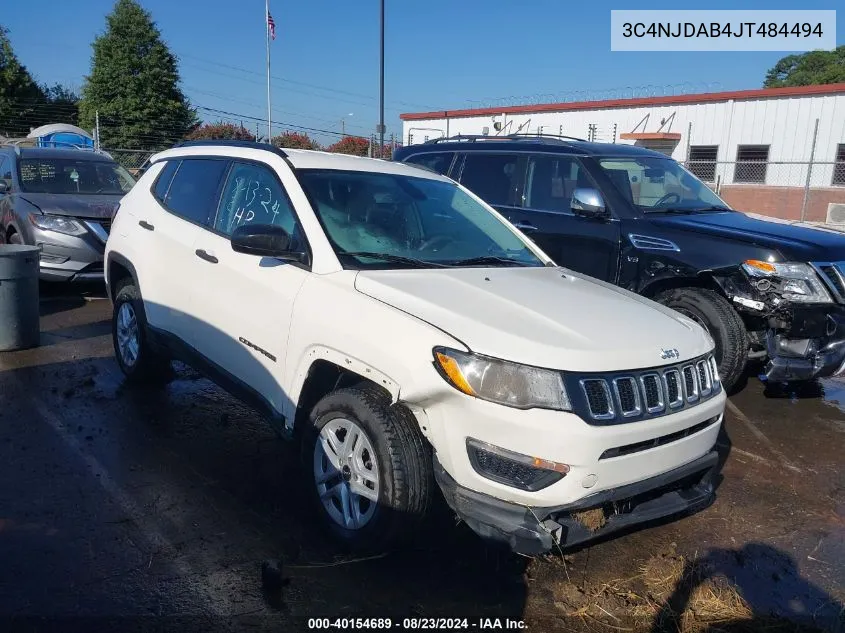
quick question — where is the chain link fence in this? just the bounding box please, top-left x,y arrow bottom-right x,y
101,148 -> 156,176
680,159 -> 845,222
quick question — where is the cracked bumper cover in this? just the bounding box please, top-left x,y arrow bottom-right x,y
433,450 -> 718,556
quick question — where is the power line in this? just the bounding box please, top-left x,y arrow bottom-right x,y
196,105 -> 370,141
184,85 -> 372,133
179,53 -> 436,111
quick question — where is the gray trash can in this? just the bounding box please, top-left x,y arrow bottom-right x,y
0,244 -> 40,351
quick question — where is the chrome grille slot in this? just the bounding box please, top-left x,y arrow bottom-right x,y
664,369 -> 683,408
696,360 -> 712,396
709,356 -> 721,391
613,377 -> 641,417
580,379 -> 614,420
640,373 -> 664,413
682,365 -> 699,402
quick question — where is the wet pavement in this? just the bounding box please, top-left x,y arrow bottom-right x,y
0,285 -> 843,632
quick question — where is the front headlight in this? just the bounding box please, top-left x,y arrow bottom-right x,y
433,347 -> 571,411
742,260 -> 832,304
29,214 -> 87,237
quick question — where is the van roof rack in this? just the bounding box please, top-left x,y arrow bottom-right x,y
424,133 -> 587,144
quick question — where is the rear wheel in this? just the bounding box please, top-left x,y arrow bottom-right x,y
655,287 -> 748,393
7,231 -> 22,245
111,279 -> 172,384
303,384 -> 433,552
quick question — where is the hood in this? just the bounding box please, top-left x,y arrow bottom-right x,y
354,266 -> 713,372
650,211 -> 845,262
19,192 -> 123,219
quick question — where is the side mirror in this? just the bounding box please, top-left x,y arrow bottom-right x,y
571,188 -> 608,219
231,223 -> 304,262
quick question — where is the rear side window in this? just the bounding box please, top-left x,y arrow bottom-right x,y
152,160 -> 180,202
162,159 -> 229,226
403,152 -> 455,176
459,153 -> 519,206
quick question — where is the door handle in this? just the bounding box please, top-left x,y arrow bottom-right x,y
138,220 -> 155,231
513,221 -> 538,232
195,249 -> 218,264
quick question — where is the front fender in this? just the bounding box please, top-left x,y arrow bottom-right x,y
282,273 -> 466,434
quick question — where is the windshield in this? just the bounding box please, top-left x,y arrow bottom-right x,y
297,169 -> 546,269
597,156 -> 731,213
19,158 -> 136,195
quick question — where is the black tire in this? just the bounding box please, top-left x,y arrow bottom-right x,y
111,279 -> 172,384
303,384 -> 433,552
655,287 -> 748,393
8,231 -> 22,245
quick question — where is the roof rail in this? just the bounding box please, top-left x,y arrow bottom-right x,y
173,139 -> 288,158
508,132 -> 588,142
424,132 -> 587,144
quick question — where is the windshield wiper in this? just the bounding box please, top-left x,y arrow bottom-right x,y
645,205 -> 731,214
444,255 -> 534,267
340,251 -> 449,268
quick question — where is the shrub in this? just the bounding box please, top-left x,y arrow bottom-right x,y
185,121 -> 255,141
326,136 -> 370,156
272,132 -> 320,150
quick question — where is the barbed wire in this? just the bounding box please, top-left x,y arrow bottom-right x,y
463,82 -> 724,110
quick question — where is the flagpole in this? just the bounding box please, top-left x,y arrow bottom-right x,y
265,0 -> 271,142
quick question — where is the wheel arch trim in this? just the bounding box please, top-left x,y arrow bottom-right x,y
286,346 -> 401,430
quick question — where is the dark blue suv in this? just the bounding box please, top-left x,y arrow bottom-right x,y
394,134 -> 845,392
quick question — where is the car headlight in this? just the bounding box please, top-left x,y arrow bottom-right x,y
29,214 -> 87,237
433,347 -> 571,411
742,260 -> 832,304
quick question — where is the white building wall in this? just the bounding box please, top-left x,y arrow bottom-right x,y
402,92 -> 845,188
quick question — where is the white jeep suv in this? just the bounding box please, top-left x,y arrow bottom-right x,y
104,140 -> 726,554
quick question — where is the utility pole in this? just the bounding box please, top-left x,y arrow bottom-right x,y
94,111 -> 100,151
265,0 -> 272,142
377,0 -> 385,156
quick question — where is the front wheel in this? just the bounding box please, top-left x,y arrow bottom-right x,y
655,287 -> 748,393
304,384 -> 433,552
111,280 -> 172,384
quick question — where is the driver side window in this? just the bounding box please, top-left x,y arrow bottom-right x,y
214,162 -> 299,241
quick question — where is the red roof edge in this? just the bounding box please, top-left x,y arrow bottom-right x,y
400,83 -> 845,121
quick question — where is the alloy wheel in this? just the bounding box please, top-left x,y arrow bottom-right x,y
116,302 -> 140,368
313,417 -> 380,530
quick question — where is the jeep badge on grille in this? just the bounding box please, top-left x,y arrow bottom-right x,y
660,348 -> 680,360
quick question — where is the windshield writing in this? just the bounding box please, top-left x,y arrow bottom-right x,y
19,158 -> 136,195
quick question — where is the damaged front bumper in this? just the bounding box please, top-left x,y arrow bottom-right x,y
761,305 -> 845,382
719,263 -> 845,383
434,451 -> 718,556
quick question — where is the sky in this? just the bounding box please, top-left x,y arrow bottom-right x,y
4,0 -> 844,146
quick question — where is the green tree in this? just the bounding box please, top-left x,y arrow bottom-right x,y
764,45 -> 845,88
186,121 -> 255,141
42,83 -> 81,127
0,26 -> 47,137
272,131 -> 320,150
79,0 -> 197,150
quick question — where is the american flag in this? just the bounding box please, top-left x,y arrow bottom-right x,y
267,11 -> 276,40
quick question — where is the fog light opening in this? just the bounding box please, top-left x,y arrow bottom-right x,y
466,438 -> 569,492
